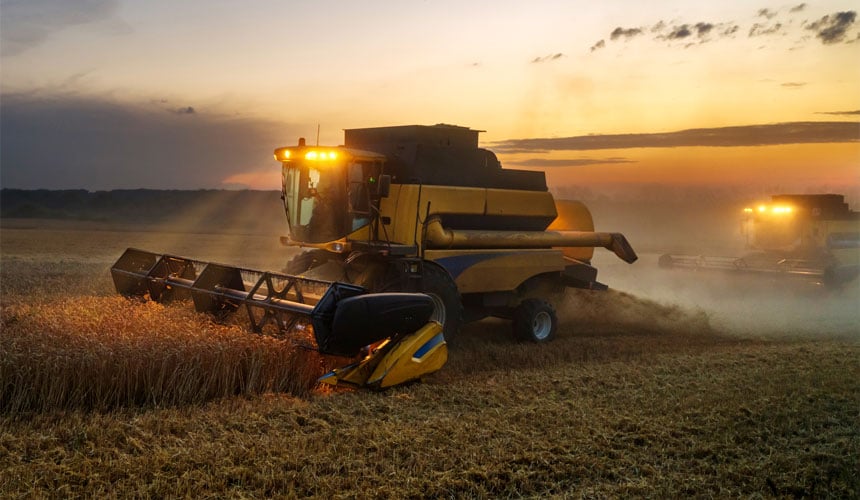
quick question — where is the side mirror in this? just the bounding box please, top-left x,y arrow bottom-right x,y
376,174 -> 391,198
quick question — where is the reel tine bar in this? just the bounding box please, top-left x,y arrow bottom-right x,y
110,248 -> 363,338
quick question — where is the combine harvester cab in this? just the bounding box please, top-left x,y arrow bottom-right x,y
659,194 -> 860,289
111,248 -> 447,389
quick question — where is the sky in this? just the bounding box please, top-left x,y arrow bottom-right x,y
1,0 -> 858,200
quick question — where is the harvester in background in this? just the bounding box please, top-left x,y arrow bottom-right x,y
659,194 -> 860,288
112,124 -> 637,388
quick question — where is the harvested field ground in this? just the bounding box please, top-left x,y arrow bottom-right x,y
1,218 -> 858,498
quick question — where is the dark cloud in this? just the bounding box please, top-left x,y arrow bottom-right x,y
610,27 -> 643,41
171,106 -> 196,115
1,0 -> 121,57
0,92 -> 296,190
594,6 -> 855,52
750,22 -> 784,37
589,39 -> 606,52
506,157 -> 636,168
817,109 -> 860,115
780,82 -> 806,88
491,122 -> 860,153
653,22 -> 719,43
695,23 -> 714,36
531,53 -> 564,63
666,24 -> 692,40
722,24 -> 740,36
806,11 -> 857,44
757,8 -> 778,20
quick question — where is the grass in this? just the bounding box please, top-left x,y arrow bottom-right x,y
1,220 -> 858,497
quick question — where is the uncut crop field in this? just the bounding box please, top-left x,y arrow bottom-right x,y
1,219 -> 858,498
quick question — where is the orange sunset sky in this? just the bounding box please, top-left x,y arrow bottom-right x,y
1,1 -> 858,200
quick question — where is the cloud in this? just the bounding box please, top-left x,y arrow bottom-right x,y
653,21 -> 736,44
817,109 -> 860,115
592,7 -> 856,52
749,22 -> 784,37
0,0 -> 122,57
531,53 -> 564,63
806,11 -> 857,44
666,24 -> 692,40
695,23 -> 714,36
722,24 -> 740,36
589,39 -> 606,52
780,82 -> 806,88
490,122 -> 860,153
506,157 -> 636,168
0,91 -> 297,190
610,27 -> 643,41
170,106 -> 196,115
758,8 -> 778,20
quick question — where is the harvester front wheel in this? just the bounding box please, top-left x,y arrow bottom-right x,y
379,262 -> 464,341
421,264 -> 464,341
512,298 -> 557,343
284,250 -> 336,275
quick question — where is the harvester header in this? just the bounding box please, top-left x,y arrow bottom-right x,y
111,248 -> 448,388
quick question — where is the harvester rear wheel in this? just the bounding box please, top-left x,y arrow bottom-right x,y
512,298 -> 557,343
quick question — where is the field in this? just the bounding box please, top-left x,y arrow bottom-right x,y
1,216 -> 859,498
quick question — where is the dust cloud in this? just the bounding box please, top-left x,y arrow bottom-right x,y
590,252 -> 859,339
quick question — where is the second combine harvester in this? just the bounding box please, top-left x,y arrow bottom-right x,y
276,124 -> 637,340
113,124 -> 637,388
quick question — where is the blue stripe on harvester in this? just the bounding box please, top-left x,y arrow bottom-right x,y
434,252 -> 518,279
412,333 -> 445,360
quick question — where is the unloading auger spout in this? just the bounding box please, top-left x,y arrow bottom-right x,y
423,216 -> 638,264
110,248 -> 448,388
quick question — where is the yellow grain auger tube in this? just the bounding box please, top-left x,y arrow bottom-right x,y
110,248 -> 447,389
274,124 -> 638,364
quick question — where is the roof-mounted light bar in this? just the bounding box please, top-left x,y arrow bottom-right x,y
743,204 -> 795,215
273,147 -> 340,162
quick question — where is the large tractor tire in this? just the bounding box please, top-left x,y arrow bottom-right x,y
418,263 -> 464,341
512,298 -> 557,343
287,253 -> 463,340
284,250 -> 330,273
379,262 -> 464,341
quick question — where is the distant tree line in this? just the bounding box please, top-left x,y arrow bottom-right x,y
0,189 -> 282,224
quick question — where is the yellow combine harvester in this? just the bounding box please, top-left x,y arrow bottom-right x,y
113,124 -> 637,388
659,194 -> 860,288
